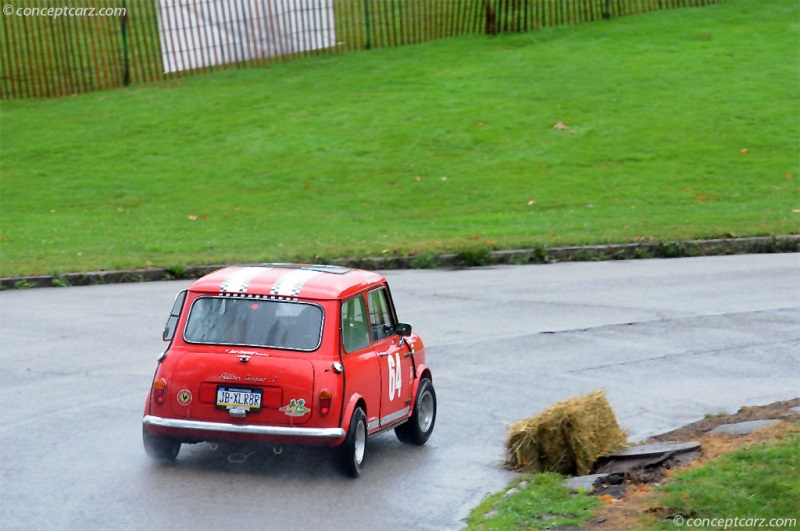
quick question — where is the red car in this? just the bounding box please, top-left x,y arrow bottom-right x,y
142,264 -> 436,477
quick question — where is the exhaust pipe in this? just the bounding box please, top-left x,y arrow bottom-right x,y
272,446 -> 283,455
208,442 -> 219,451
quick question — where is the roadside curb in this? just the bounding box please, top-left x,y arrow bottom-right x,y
2,235 -> 798,290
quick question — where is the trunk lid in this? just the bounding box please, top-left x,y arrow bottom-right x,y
163,347 -> 316,425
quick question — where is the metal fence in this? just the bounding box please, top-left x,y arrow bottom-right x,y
1,0 -> 723,99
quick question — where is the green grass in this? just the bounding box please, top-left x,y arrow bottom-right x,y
1,0 -> 798,277
465,431 -> 800,530
463,472 -> 602,530
648,434 -> 800,530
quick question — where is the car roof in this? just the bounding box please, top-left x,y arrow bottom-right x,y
188,264 -> 387,301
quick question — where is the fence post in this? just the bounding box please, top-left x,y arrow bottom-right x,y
121,0 -> 130,85
484,0 -> 496,35
364,0 -> 372,49
603,0 -> 611,19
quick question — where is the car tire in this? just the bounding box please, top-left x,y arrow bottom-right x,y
340,407 -> 367,478
142,426 -> 181,462
395,377 -> 436,445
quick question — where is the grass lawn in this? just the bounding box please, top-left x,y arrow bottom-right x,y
465,425 -> 800,530
464,472 -> 603,529
645,428 -> 800,530
1,0 -> 798,277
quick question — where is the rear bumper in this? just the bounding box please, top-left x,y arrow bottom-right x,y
143,415 -> 345,440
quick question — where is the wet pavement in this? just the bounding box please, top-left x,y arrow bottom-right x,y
1,254 -> 798,530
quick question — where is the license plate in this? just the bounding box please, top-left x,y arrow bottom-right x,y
216,386 -> 262,411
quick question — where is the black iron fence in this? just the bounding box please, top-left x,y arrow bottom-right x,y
0,0 -> 723,99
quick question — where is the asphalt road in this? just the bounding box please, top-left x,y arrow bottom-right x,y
1,254 -> 798,530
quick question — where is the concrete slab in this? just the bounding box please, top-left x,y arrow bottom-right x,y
709,419 -> 782,435
565,474 -> 606,492
606,441 -> 700,458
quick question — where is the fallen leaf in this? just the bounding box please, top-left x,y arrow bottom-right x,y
741,148 -> 749,154
553,121 -> 570,130
414,176 -> 422,182
188,215 -> 198,221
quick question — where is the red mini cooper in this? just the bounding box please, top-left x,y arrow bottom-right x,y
142,264 -> 436,477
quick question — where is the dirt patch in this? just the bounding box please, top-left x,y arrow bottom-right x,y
579,398 -> 800,530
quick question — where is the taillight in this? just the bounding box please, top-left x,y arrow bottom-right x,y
319,389 -> 332,415
153,379 -> 167,405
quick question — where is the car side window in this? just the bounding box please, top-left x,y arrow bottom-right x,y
163,290 -> 187,341
342,295 -> 370,353
368,288 -> 395,342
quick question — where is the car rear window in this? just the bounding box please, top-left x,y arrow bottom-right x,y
183,297 -> 323,351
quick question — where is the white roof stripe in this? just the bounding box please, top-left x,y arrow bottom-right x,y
270,269 -> 322,297
220,267 -> 272,293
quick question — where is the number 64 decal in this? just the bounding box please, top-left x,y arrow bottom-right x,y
387,351 -> 402,401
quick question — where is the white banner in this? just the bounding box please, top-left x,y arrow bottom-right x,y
157,0 -> 336,74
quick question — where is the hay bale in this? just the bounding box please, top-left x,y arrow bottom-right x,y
505,390 -> 627,475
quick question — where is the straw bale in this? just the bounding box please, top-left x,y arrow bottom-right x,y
506,390 -> 627,475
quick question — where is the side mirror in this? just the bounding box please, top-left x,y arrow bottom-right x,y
394,323 -> 412,337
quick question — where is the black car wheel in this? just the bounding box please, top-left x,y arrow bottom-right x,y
142,426 -> 181,462
340,407 -> 367,478
395,378 -> 436,445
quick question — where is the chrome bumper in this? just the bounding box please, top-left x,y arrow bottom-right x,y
143,415 -> 345,439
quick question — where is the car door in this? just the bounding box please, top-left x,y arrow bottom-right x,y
368,287 -> 414,428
